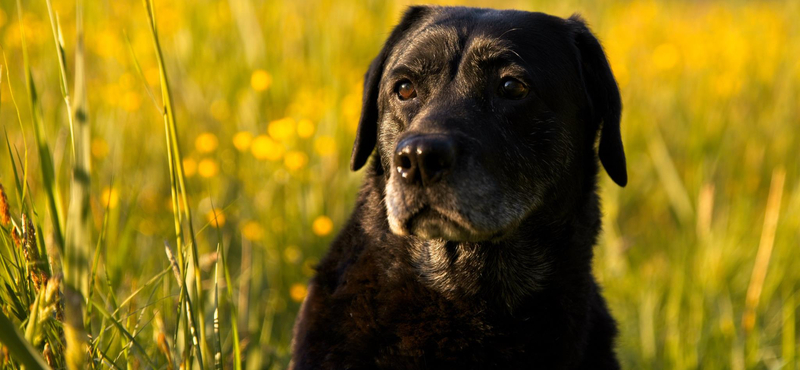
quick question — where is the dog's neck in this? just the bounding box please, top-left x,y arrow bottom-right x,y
404,203 -> 599,311
364,159 -> 601,311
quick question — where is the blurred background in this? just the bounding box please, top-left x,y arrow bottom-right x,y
0,0 -> 798,369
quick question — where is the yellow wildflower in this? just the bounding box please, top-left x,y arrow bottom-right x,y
233,132 -> 254,152
251,135 -> 284,161
195,133 -> 219,153
207,209 -> 226,227
297,119 -> 315,138
268,117 -> 296,141
102,187 -> 119,209
289,283 -> 308,302
312,216 -> 333,236
198,159 -> 219,177
122,91 -> 141,112
242,221 -> 265,241
284,150 -> 308,171
251,69 -> 272,91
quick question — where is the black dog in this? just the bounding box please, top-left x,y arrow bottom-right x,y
292,6 -> 626,369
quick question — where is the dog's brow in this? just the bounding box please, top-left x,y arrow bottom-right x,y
390,26 -> 460,74
463,36 -> 521,66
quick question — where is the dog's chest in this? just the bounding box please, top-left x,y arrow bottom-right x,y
328,264 -> 541,366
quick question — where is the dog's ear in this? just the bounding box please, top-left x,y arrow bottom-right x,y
569,15 -> 627,187
350,6 -> 430,171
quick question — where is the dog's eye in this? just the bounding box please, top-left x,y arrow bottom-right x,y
498,78 -> 528,100
396,80 -> 417,101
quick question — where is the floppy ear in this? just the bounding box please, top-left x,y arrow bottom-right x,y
350,6 -> 430,171
569,15 -> 627,187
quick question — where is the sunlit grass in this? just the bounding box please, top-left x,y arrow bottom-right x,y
0,0 -> 798,369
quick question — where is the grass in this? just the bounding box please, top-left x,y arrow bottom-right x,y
0,0 -> 798,369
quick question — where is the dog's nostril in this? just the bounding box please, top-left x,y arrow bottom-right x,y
394,135 -> 456,186
398,155 -> 413,170
422,154 -> 444,173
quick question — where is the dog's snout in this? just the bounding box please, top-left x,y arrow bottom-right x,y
394,136 -> 456,186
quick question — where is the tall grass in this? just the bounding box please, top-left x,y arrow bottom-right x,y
0,0 -> 798,369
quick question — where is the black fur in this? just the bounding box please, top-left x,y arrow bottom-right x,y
292,6 -> 625,369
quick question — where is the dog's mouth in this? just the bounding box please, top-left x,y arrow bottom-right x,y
392,204 -> 508,242
405,206 -> 469,239
385,170 -> 528,242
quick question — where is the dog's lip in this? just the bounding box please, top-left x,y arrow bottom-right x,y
403,205 -> 486,239
399,204 -> 515,242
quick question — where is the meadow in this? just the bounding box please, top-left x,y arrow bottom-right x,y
0,0 -> 798,369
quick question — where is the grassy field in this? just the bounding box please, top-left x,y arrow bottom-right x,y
0,0 -> 798,369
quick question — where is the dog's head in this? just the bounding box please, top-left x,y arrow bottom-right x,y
351,6 -> 626,242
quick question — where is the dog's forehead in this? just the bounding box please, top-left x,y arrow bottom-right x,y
386,8 -> 574,72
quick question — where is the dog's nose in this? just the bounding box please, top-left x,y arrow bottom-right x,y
394,135 -> 456,186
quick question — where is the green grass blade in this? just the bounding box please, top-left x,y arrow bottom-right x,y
88,300 -> 157,369
15,0 -> 65,253
123,32 -> 162,115
24,288 -> 43,346
164,243 -> 205,369
143,0 -> 210,366
2,50 -> 30,211
213,203 -> 241,370
111,267 -> 171,317
86,193 -> 112,332
44,0 -> 75,156
0,311 -> 50,370
213,242 -> 222,370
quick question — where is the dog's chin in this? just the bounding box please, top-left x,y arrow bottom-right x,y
388,207 -> 508,242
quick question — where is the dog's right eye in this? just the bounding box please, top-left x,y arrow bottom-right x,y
498,77 -> 528,100
396,80 -> 417,101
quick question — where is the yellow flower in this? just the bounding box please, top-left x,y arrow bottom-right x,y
312,216 -> 333,236
91,138 -> 109,159
289,283 -> 308,302
268,117 -> 296,141
207,209 -> 226,227
297,119 -> 315,138
101,187 -> 119,209
251,135 -> 284,161
183,158 -> 197,177
652,43 -> 680,71
233,132 -> 253,152
198,159 -> 219,177
251,69 -> 272,91
283,246 -> 302,264
242,221 -> 265,241
122,91 -> 141,112
284,150 -> 308,171
314,136 -> 337,156
195,133 -> 219,153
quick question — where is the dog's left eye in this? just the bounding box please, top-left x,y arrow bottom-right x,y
396,80 -> 417,101
498,78 -> 528,100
